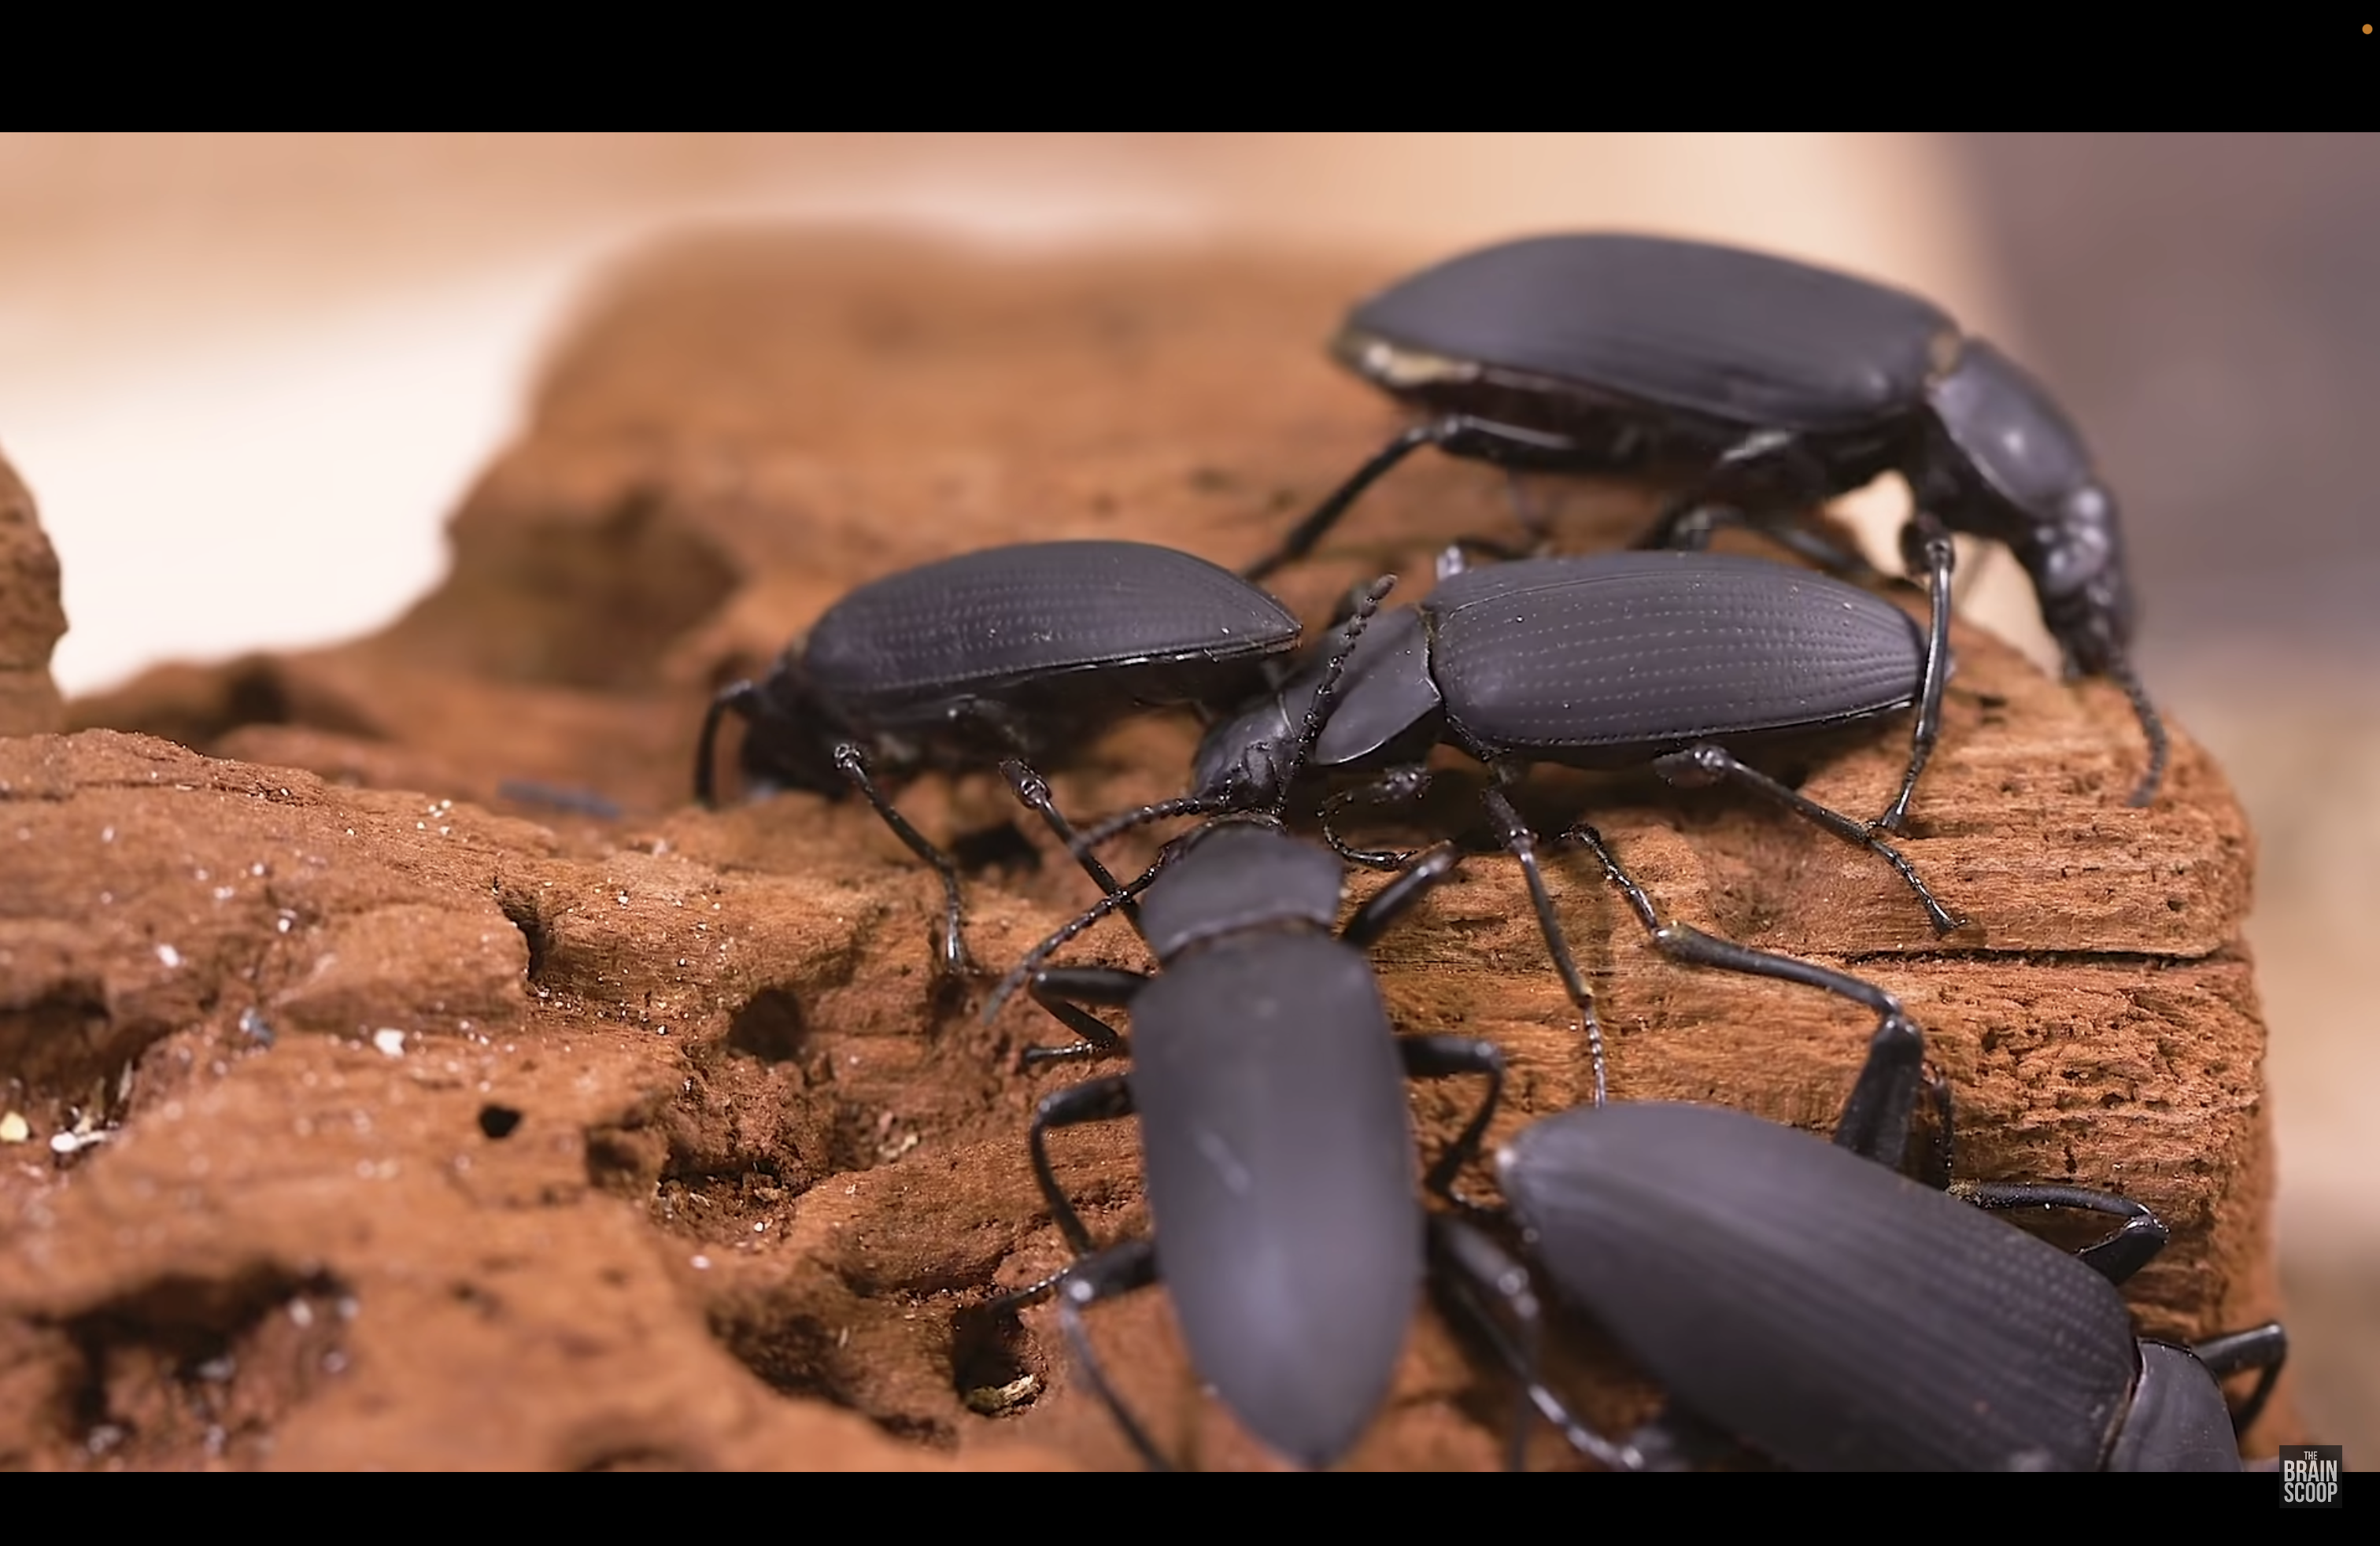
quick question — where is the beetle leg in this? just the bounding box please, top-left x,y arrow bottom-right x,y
981,853 -> 1169,1026
1480,783 -> 1609,1108
693,679 -> 764,807
1026,1075 -> 1137,1256
1643,501 -> 1880,581
1948,1181 -> 2170,1286
1641,427 -> 1873,566
2187,1322 -> 2287,1433
1828,1012 -> 1927,1170
1339,840 -> 1464,949
1650,742 -> 1967,934
1320,765 -> 1434,871
1396,1034 -> 1506,1209
998,758 -> 1140,928
1561,820 -> 1922,1141
1018,966 -> 1149,1071
833,742 -> 983,979
1425,1215 -> 1643,1473
1242,416 -> 1578,583
1620,1407 -> 1755,1473
1915,1063 -> 1957,1189
1049,1241 -> 1173,1470
1244,421 -> 1437,583
1874,515 -> 1957,834
970,1239 -> 1173,1470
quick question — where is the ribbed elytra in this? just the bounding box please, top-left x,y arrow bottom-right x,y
1342,232 -> 1955,434
1501,1104 -> 2141,1471
805,540 -> 1299,705
1423,551 -> 1924,756
1131,934 -> 1419,1468
1245,230 -> 2165,810
696,539 -> 1310,979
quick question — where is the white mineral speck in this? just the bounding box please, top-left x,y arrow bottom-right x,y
371,1029 -> 406,1058
156,944 -> 183,968
0,1112 -> 29,1143
101,827 -> 116,842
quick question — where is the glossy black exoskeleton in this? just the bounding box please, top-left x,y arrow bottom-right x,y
695,540 -> 1303,975
1089,549 -> 1959,1100
1432,1015 -> 2288,1471
1242,233 -> 2164,818
966,812 -> 1505,1470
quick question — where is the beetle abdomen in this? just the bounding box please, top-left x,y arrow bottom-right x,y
1425,553 -> 1923,756
1340,235 -> 1955,434
806,541 -> 1299,704
1502,1103 -> 2141,1471
1132,934 -> 1419,1468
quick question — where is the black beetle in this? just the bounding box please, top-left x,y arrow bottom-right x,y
1432,1015 -> 2289,1472
1241,232 -> 2164,819
965,812 -> 1506,1470
1083,548 -> 1959,1101
694,539 -> 1308,976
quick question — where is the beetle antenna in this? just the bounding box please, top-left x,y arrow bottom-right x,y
1274,574 -> 1395,812
1066,575 -> 1396,853
981,853 -> 1170,1025
1074,793 -> 1235,851
693,680 -> 763,808
2107,650 -> 2168,808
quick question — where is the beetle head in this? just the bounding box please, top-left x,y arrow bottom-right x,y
2030,483 -> 2135,676
1191,696 -> 1298,810
702,650 -> 856,803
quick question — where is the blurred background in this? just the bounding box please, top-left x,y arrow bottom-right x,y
1,132 -> 2371,1449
